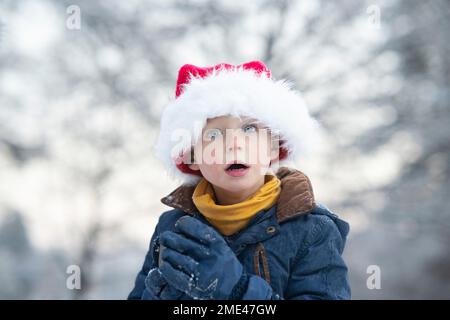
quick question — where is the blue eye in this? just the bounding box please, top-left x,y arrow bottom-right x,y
205,128 -> 222,140
243,124 -> 257,133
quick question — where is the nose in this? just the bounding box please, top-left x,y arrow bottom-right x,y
227,131 -> 244,152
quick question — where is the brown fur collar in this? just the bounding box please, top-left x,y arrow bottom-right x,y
160,166 -> 316,223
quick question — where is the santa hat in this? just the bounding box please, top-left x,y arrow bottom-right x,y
153,61 -> 321,186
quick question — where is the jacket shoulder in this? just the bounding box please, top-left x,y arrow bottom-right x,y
311,202 -> 350,241
278,202 -> 350,253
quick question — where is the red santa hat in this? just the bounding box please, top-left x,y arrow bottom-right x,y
154,61 -> 321,186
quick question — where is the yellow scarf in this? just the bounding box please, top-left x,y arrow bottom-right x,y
192,174 -> 281,236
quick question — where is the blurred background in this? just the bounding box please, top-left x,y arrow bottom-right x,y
0,0 -> 449,299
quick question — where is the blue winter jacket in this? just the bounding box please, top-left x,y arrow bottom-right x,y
128,167 -> 351,300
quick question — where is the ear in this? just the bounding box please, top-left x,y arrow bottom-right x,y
183,148 -> 200,171
269,150 -> 280,166
269,142 -> 281,165
267,131 -> 282,166
188,163 -> 200,171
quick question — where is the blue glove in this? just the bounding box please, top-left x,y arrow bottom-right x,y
143,267 -> 187,300
158,216 -> 244,300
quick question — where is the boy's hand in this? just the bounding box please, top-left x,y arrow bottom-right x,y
144,267 -> 186,300
159,216 -> 244,300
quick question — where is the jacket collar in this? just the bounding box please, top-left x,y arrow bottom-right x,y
160,166 -> 316,223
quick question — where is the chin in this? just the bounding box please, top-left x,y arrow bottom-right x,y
221,175 -> 257,190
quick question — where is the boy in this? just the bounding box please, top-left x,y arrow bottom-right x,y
128,61 -> 351,300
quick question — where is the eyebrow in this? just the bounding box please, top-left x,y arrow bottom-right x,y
205,118 -> 266,130
242,118 -> 257,124
243,119 -> 270,130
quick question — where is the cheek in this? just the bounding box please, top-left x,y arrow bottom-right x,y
198,163 -> 223,181
202,141 -> 224,163
253,139 -> 273,165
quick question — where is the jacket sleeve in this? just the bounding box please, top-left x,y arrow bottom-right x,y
127,224 -> 160,300
232,214 -> 350,300
283,215 -> 351,299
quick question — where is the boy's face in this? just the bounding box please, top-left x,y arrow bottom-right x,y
187,115 -> 279,193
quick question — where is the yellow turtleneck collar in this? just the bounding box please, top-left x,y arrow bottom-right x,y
192,174 -> 281,236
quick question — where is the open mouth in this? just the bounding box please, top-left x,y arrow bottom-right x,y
225,162 -> 249,171
225,161 -> 250,177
